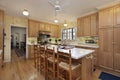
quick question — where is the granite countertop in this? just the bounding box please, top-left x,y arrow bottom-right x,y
47,45 -> 95,59
75,43 -> 99,48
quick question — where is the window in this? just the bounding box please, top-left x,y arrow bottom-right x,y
62,28 -> 76,40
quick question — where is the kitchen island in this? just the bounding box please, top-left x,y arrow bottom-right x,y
45,44 -> 95,80
28,44 -> 95,80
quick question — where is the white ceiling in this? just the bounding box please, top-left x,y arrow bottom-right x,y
0,0 -> 117,24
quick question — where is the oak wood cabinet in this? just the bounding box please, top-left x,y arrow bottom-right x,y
0,10 -> 4,50
99,4 -> 120,72
91,13 -> 98,36
39,22 -> 45,31
99,8 -> 114,28
28,45 -> 34,59
77,13 -> 98,37
77,17 -> 84,36
82,54 -> 93,80
114,5 -> 120,27
51,25 -> 60,38
28,19 -> 60,38
99,28 -> 114,70
28,20 -> 39,37
114,27 -> 120,72
83,16 -> 91,36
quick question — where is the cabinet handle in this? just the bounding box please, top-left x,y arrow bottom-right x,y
112,42 -> 116,45
86,55 -> 93,59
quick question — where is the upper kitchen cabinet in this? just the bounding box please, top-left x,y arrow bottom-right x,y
77,13 -> 98,37
51,24 -> 60,38
39,22 -> 45,31
91,13 -> 98,36
83,16 -> 91,36
77,17 -> 84,37
114,4 -> 120,27
99,7 -> 114,28
44,23 -> 51,32
28,20 -> 39,37
0,10 -> 4,49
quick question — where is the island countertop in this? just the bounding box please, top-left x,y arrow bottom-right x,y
47,45 -> 95,59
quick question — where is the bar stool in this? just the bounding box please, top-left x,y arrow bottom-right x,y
34,45 -> 38,69
57,49 -> 81,80
39,45 -> 46,76
34,45 -> 41,71
46,47 -> 57,80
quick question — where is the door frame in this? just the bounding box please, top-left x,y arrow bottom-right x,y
10,25 -> 28,60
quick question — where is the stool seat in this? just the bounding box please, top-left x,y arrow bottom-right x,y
47,57 -> 57,62
59,62 -> 81,70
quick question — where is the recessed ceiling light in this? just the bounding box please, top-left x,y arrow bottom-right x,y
54,19 -> 58,23
64,23 -> 67,27
23,9 -> 29,16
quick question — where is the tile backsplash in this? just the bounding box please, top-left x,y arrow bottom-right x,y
77,36 -> 98,44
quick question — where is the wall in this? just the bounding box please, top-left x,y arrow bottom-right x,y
4,15 -> 28,62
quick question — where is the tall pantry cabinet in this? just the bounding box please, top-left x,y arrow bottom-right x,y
99,4 -> 120,72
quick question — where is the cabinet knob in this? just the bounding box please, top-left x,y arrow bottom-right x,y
86,55 -> 93,59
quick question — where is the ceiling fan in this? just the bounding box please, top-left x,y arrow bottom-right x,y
48,0 -> 61,11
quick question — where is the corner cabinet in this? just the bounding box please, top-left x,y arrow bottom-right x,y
99,4 -> 120,72
77,13 -> 98,37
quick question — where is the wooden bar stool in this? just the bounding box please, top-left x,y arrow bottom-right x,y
46,47 -> 57,80
34,45 -> 40,71
34,45 -> 38,69
39,45 -> 46,76
57,49 -> 81,80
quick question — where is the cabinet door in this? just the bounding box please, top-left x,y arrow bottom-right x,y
99,8 -> 114,28
44,23 -> 51,32
83,16 -> 91,36
114,5 -> 120,27
99,28 -> 114,70
0,10 -> 4,49
28,45 -> 34,59
39,22 -> 45,31
77,18 -> 84,37
82,54 -> 93,80
28,20 -> 39,37
114,27 -> 120,72
91,13 -> 98,36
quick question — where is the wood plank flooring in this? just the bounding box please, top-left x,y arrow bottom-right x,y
0,50 -> 101,80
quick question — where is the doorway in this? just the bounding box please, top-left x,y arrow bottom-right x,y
11,26 -> 26,61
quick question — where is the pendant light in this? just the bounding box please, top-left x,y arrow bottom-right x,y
54,9 -> 59,23
63,20 -> 67,26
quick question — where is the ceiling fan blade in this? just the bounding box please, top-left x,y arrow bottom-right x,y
48,0 -> 55,7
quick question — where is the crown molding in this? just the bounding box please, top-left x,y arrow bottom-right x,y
78,10 -> 98,18
96,0 -> 120,10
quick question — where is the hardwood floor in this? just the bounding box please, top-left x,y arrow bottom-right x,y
0,50 -> 101,80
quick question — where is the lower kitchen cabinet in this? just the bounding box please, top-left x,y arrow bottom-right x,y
114,27 -> 120,72
82,54 -> 93,80
99,28 -> 114,70
28,45 -> 34,59
99,27 -> 120,73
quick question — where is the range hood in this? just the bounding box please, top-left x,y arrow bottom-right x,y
38,31 -> 51,36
